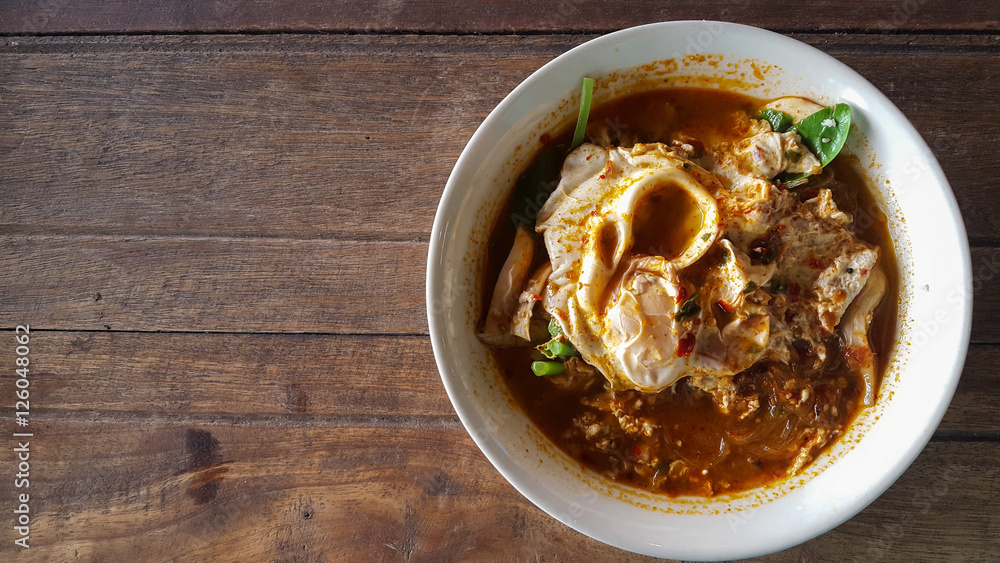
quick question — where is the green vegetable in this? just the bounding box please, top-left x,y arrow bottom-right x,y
757,109 -> 793,133
508,76 -> 597,229
547,318 -> 563,337
538,319 -> 578,359
550,340 -> 577,357
570,77 -> 595,150
675,292 -> 702,322
531,360 -> 566,377
743,281 -> 757,294
795,103 -> 852,167
776,172 -> 811,189
508,144 -> 562,229
537,338 -> 578,359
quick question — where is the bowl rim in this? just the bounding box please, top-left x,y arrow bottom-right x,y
427,20 -> 972,560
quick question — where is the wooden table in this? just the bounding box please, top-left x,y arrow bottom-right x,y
1,2 -> 998,561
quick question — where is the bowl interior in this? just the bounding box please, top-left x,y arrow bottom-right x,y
427,21 -> 971,561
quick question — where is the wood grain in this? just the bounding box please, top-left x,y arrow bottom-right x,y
0,331 -> 995,433
0,420 -> 995,561
1,34 -> 999,242
970,247 -> 1000,343
943,345 -> 1000,434
0,235 -> 428,334
1,0 -> 998,35
0,18 -> 997,561
5,331 -> 454,419
2,238 -> 999,342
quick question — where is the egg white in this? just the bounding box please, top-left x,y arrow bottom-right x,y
537,143 -> 770,391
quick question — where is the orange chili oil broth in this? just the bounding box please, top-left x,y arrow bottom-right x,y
480,87 -> 899,497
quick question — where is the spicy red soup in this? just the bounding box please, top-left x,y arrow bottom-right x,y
482,88 -> 897,497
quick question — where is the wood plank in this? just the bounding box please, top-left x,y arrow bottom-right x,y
1,331 -> 995,432
970,247 -> 1000,344
1,0 -> 999,35
1,34 -> 999,242
764,441 -> 1000,562
0,34 -> 568,242
830,49 -> 1000,247
0,420 -> 994,560
0,235 -> 428,334
942,345 -> 1000,433
6,331 -> 454,419
2,237 -> 998,341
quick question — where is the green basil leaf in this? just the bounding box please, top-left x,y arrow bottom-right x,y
510,76 -> 595,229
508,144 -> 562,229
757,109 -> 793,133
675,292 -> 702,323
795,103 -> 852,167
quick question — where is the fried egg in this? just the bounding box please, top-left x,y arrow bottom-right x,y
537,143 -> 772,392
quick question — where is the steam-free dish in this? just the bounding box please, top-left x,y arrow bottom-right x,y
480,87 -> 898,497
428,22 -> 970,560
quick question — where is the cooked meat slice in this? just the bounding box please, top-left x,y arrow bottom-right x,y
687,375 -> 738,414
735,128 -> 787,179
772,190 -> 878,334
511,262 -> 552,340
805,188 -> 851,225
547,356 -> 603,393
761,96 -> 824,123
732,122 -> 822,180
788,428 -> 832,475
479,226 -> 534,347
839,263 -> 888,406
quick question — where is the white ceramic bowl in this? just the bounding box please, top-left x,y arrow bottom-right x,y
426,21 -> 971,560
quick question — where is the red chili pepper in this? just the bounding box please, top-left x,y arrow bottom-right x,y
788,283 -> 801,303
844,346 -> 872,368
632,444 -> 642,457
716,300 -> 734,314
598,160 -> 614,180
676,333 -> 696,357
676,286 -> 688,304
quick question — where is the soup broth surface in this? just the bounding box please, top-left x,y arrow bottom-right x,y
484,88 -> 897,496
